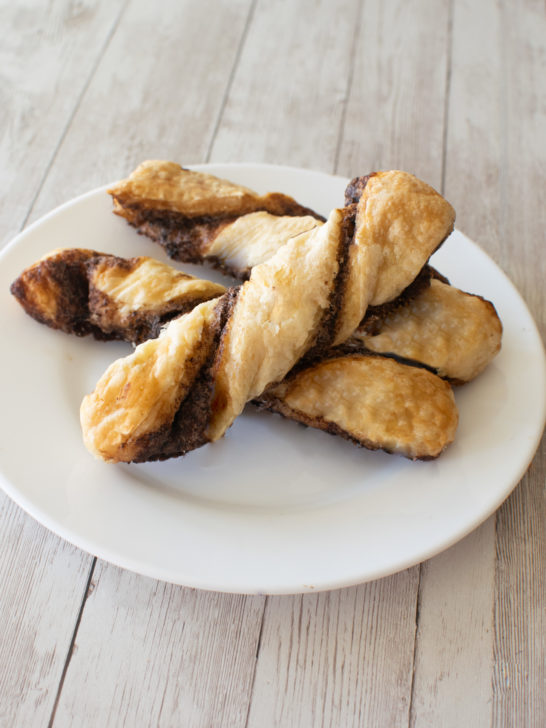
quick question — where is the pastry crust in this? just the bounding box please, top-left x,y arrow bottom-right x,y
81,298 -> 222,462
10,248 -> 225,344
108,160 -> 325,273
108,160 -> 322,219
355,279 -> 503,381
82,172 -> 456,463
257,353 -> 458,460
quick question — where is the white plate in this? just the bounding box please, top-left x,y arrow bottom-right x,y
0,164 -> 544,594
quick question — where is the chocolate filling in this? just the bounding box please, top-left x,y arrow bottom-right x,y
10,250 -> 112,340
129,288 -> 240,463
113,195 -> 325,270
344,174 -> 376,206
305,204 -> 357,358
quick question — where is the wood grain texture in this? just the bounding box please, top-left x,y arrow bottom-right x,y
493,440 -> 545,728
27,0 -> 255,224
247,572 -> 419,728
336,0 -> 451,187
51,562 -> 265,728
0,495 -> 92,728
0,0 -> 127,246
210,0 -> 361,169
0,1 -> 126,724
410,520 -> 497,727
489,1 -> 546,725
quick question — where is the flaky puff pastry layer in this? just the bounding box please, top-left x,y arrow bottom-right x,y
10,248 -> 225,344
357,279 -> 502,382
108,160 -> 324,222
81,172 -> 454,463
81,299 -> 220,463
258,354 -> 458,460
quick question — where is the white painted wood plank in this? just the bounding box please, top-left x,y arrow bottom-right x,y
0,0 -> 127,246
0,494 -> 93,727
26,0 -> 255,227
336,0 -> 451,188
0,2 -> 127,725
411,0 -> 546,725
410,520 -> 496,727
239,1 -> 452,725
247,572 -> 420,728
209,0 -> 361,170
489,1 -> 546,724
493,442 -> 545,728
51,561 -> 265,728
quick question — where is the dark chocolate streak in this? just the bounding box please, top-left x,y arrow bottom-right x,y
116,196 -> 326,275
253,352 -> 436,461
130,288 -> 240,463
344,173 -> 375,206
10,249 -> 110,340
358,265 -> 435,335
304,204 -> 357,358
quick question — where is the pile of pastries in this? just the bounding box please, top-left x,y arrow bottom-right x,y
11,161 -> 502,463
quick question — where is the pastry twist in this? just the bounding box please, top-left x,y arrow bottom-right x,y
80,171 -> 456,462
10,248 -> 224,344
109,161 -> 501,381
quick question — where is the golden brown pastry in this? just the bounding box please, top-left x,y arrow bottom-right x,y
10,248 -> 458,459
81,172 -> 455,463
355,278 -> 503,382
257,351 -> 458,460
10,248 -> 225,344
11,245 -> 501,385
110,162 -> 501,382
108,160 -> 325,276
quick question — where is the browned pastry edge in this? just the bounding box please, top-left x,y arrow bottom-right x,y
358,265 -> 438,335
344,174 -> 376,206
10,250 -> 225,345
254,350 -> 447,461
118,289 -> 240,463
112,196 -> 326,274
9,249 -> 111,339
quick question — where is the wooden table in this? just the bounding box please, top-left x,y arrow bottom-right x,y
1,1 -> 544,725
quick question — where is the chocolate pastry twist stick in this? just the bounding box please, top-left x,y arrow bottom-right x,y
108,160 -> 325,278
10,249 -> 459,460
11,246 -> 502,384
80,172 -> 455,463
109,162 -> 500,380
9,249 -> 225,344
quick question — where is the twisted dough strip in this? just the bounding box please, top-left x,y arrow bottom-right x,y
108,160 -> 325,277
10,247 -> 501,383
9,248 -> 225,344
10,248 -> 458,460
109,162 -> 502,381
80,171 -> 455,462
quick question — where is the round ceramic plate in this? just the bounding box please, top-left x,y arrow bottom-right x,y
0,164 -> 544,594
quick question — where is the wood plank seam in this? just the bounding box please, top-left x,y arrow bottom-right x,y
243,597 -> 268,728
408,564 -> 424,728
46,558 -> 97,728
440,0 -> 454,196
409,4 -> 453,724
18,0 -> 130,235
333,0 -> 365,175
204,0 -> 258,163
